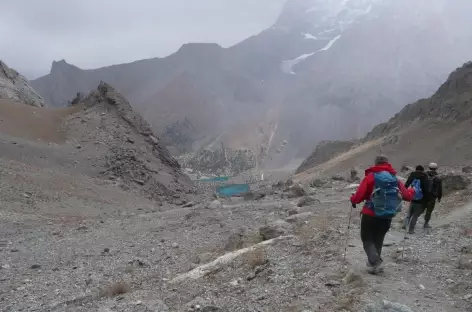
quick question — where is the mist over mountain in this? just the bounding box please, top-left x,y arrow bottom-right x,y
30,0 -> 472,170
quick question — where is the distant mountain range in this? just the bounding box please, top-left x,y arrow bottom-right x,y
295,61 -> 472,180
30,0 -> 472,168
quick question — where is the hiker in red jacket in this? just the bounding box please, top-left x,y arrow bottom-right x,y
350,155 -> 415,274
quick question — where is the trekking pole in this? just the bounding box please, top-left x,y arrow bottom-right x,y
401,210 -> 413,260
343,202 -> 355,262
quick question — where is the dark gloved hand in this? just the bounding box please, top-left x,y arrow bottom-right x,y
350,193 -> 356,208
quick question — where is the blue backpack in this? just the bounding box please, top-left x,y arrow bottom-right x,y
411,178 -> 423,200
369,171 -> 402,218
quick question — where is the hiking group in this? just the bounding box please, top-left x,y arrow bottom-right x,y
350,156 -> 443,274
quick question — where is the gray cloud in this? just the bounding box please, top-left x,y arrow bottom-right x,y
0,0 -> 286,79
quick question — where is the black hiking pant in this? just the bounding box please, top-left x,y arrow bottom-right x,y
361,214 -> 392,266
424,199 -> 436,223
406,202 -> 424,232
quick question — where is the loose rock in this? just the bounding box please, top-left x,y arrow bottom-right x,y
259,220 -> 292,240
297,196 -> 319,207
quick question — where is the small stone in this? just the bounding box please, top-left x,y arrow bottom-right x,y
76,144 -> 82,149
285,212 -> 313,225
183,201 -> 195,208
207,200 -> 222,209
325,280 -> 341,287
10,249 -> 18,253
296,196 -> 319,207
259,220 -> 292,240
446,279 -> 454,284
202,307 -> 219,312
103,248 -> 110,253
419,284 -> 425,290
126,137 -> 135,143
172,243 -> 179,249
1,264 -> 10,269
134,179 -> 145,185
77,226 -> 88,231
464,294 -> 472,300
31,264 -> 41,269
342,269 -> 364,286
287,207 -> 301,216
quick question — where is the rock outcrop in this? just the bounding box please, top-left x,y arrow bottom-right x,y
63,81 -> 193,200
0,60 -> 45,107
181,147 -> 257,177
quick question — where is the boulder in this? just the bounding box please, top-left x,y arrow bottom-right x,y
297,196 -> 320,207
442,174 -> 470,195
287,183 -> 307,198
331,174 -> 345,181
462,166 -> 472,173
259,220 -> 292,240
285,212 -> 313,225
400,164 -> 414,173
309,178 -> 327,188
349,168 -> 359,182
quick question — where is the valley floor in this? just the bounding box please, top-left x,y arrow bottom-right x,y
0,138 -> 472,312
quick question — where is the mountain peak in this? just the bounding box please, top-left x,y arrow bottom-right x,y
177,42 -> 222,55
50,59 -> 80,74
276,0 -> 381,27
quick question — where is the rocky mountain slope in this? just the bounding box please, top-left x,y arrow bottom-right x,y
0,60 -> 44,107
296,61 -> 472,180
64,82 -> 194,200
0,80 -> 193,201
30,0 -> 472,170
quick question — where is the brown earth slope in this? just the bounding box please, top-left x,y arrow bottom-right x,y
0,81 -> 193,201
296,61 -> 472,182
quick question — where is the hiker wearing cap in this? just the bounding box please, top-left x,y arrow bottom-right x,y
424,163 -> 443,228
404,165 -> 431,234
350,155 -> 415,274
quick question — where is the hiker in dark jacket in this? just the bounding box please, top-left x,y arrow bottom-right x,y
404,165 -> 431,233
350,155 -> 414,274
424,162 -> 443,228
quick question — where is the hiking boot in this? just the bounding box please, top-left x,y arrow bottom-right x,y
424,222 -> 431,229
366,262 -> 374,274
367,261 -> 384,274
375,260 -> 385,273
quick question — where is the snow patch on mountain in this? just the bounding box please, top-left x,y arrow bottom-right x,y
281,35 -> 342,74
303,33 -> 319,40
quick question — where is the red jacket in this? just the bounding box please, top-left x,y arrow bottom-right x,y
350,163 -> 415,216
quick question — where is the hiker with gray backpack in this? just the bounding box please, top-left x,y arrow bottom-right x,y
424,163 -> 443,229
350,156 -> 415,274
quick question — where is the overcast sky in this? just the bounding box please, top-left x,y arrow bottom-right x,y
1,0 -> 286,79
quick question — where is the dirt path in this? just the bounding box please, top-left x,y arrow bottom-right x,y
343,197 -> 472,312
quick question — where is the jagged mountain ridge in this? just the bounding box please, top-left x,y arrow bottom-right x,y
0,60 -> 45,107
295,61 -> 472,179
30,0 -> 472,170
